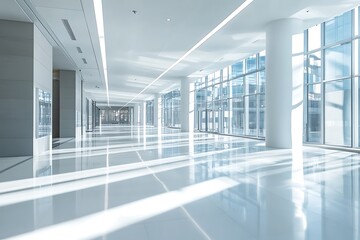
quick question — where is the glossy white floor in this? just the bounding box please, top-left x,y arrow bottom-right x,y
0,126 -> 359,240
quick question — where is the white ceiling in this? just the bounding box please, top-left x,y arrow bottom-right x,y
0,0 -> 359,105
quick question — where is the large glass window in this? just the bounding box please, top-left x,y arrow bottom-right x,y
245,95 -> 257,136
231,98 -> 244,136
162,89 -> 181,128
308,52 -> 322,84
324,79 -> 351,146
259,51 -> 266,69
231,77 -> 244,97
246,54 -> 257,73
308,24 -> 321,51
245,73 -> 257,95
304,9 -> 357,148
324,43 -> 351,80
230,61 -> 244,79
259,71 -> 266,93
195,52 -> 265,138
259,94 -> 265,137
307,84 -> 322,143
325,10 -> 352,46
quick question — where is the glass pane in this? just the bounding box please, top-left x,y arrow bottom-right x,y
307,84 -> 322,143
222,99 -> 230,134
245,73 -> 257,95
207,74 -> 214,86
259,51 -> 266,69
325,10 -> 352,46
231,98 -> 244,135
222,81 -> 230,99
325,79 -> 351,146
246,54 -> 257,73
213,84 -> 221,101
259,94 -> 265,137
230,61 -> 244,79
324,43 -> 351,80
245,95 -> 257,136
308,51 -> 322,84
214,101 -> 221,132
259,70 -> 265,93
201,110 -> 207,131
222,67 -> 228,81
231,77 -> 244,97
206,86 -> 213,102
214,70 -> 221,84
308,24 -> 321,51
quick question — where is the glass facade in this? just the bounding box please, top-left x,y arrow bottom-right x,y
100,107 -> 132,125
304,8 -> 360,147
195,51 -> 266,138
162,89 -> 181,128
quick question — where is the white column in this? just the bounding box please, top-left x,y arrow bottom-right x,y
153,94 -> 161,127
265,18 -> 303,149
180,78 -> 195,132
0,21 -> 53,157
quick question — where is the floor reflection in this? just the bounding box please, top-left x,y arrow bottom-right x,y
0,126 -> 359,240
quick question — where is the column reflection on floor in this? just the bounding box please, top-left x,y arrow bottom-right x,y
0,125 -> 359,240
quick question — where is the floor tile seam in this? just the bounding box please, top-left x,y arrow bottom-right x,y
0,156 -> 33,175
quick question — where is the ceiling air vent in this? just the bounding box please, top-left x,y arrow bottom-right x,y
62,19 -> 76,40
82,58 -> 88,64
76,47 -> 83,53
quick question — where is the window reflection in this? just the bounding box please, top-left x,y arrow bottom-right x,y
307,84 -> 322,143
37,89 -> 51,138
325,79 -> 351,146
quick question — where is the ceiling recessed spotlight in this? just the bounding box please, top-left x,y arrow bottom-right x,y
132,10 -> 137,14
166,18 -> 171,22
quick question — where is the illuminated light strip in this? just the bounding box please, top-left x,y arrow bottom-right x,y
121,0 -> 254,108
7,177 -> 238,240
93,0 -> 110,105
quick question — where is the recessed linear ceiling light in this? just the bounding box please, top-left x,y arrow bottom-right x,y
93,0 -> 110,106
62,19 -> 76,41
121,0 -> 254,109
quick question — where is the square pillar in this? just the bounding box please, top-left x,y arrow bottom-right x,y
0,20 -> 52,157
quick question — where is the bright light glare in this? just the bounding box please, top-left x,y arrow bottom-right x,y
94,0 -> 110,105
121,0 -> 254,108
8,177 -> 239,240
